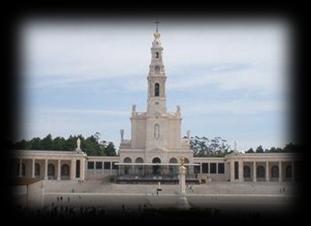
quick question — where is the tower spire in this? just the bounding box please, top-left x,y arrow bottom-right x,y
147,22 -> 166,114
155,20 -> 160,32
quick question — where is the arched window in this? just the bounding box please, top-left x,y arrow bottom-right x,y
243,165 -> 251,178
152,157 -> 161,175
135,158 -> 143,163
135,158 -> 144,175
123,157 -> 132,175
48,164 -> 55,177
285,165 -> 292,178
154,124 -> 160,140
257,165 -> 265,178
35,163 -> 40,177
124,157 -> 132,163
155,52 -> 159,58
61,164 -> 70,176
271,165 -> 279,178
155,83 -> 160,96
152,157 -> 161,163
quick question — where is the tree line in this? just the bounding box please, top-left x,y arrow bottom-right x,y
245,143 -> 302,153
13,133 -> 117,156
190,136 -> 301,157
13,134 -> 301,157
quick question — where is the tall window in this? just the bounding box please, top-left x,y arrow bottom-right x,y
202,163 -> 208,173
257,165 -> 265,178
210,163 -> 217,174
155,83 -> 160,96
155,52 -> 159,58
61,164 -> 70,176
154,124 -> 160,140
35,163 -> 40,177
285,165 -> 292,178
48,164 -> 55,177
271,165 -> 279,178
234,161 -> 239,179
88,161 -> 94,169
243,165 -> 251,178
218,163 -> 225,174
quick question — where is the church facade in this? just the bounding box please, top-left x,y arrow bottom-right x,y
12,29 -> 301,184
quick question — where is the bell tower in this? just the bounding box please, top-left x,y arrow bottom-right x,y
147,21 -> 167,114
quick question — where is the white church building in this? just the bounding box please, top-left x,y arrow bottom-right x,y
12,28 -> 300,184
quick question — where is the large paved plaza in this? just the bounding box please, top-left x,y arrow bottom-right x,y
13,179 -> 298,214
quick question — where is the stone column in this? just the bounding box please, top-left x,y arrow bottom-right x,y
200,163 -> 202,175
179,165 -> 186,194
18,159 -> 22,177
110,161 -> 112,174
253,161 -> 257,182
44,159 -> 48,180
71,159 -> 76,180
278,161 -> 282,182
57,159 -> 61,180
32,159 -> 35,178
265,161 -> 269,182
80,158 -> 85,180
230,161 -> 234,182
238,160 -> 243,182
208,162 -> 210,175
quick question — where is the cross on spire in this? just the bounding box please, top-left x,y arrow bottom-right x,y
155,20 -> 160,32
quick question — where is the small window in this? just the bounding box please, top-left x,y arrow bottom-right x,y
96,162 -> 103,169
194,165 -> 200,174
104,162 -> 111,170
155,52 -> 159,58
218,163 -> 225,174
88,161 -> 95,169
202,163 -> 208,173
210,163 -> 217,174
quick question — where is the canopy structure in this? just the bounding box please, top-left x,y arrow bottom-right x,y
115,163 -> 200,166
115,163 -> 200,184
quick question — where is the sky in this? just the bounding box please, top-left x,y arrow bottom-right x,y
18,17 -> 292,152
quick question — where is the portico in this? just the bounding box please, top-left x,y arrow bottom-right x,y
227,153 -> 298,182
13,150 -> 87,181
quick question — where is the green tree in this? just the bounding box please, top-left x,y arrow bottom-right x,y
53,137 -> 66,150
190,136 -> 230,157
255,145 -> 264,153
104,142 -> 117,156
245,148 -> 254,153
14,139 -> 30,149
41,134 -> 53,150
30,137 -> 42,149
